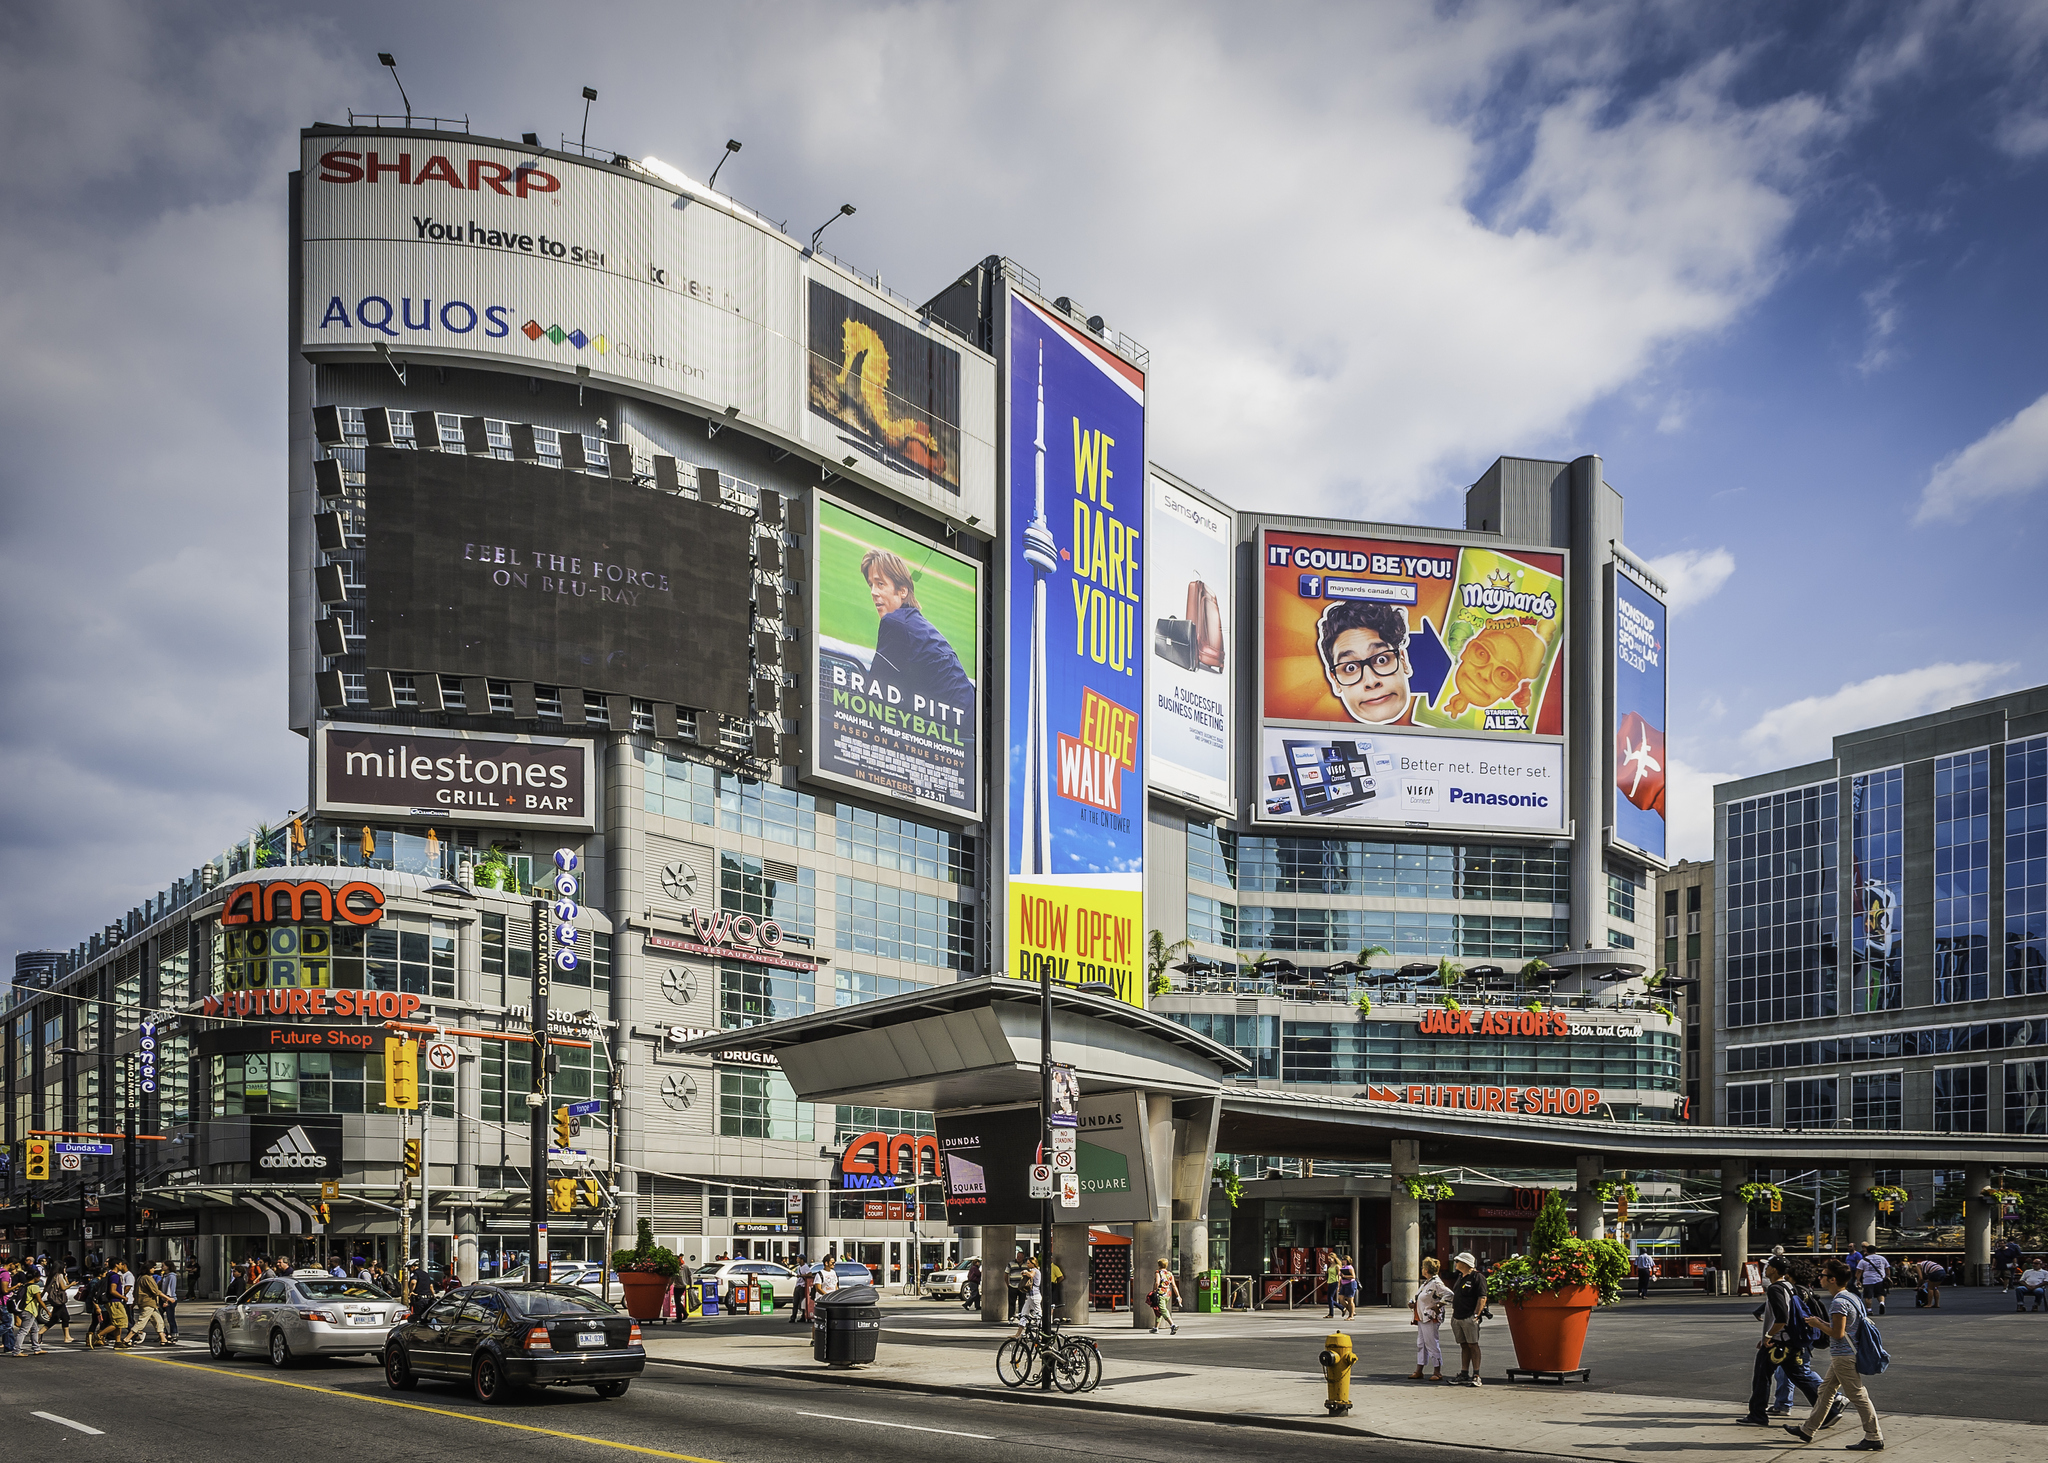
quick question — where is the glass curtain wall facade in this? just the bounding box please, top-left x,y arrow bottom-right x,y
1724,783 -> 1838,1029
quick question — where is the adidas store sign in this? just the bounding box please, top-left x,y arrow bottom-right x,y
259,1125 -> 332,1170
249,1115 -> 343,1174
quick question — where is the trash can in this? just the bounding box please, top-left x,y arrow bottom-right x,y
811,1283 -> 881,1367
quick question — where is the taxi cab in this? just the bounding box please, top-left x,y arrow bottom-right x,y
383,1283 -> 645,1402
209,1276 -> 408,1366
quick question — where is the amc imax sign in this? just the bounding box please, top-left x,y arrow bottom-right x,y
318,724 -> 592,830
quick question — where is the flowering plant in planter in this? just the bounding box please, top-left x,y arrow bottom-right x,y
612,1217 -> 682,1280
1487,1190 -> 1630,1373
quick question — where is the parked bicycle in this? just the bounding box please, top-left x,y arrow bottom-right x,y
996,1314 -> 1102,1393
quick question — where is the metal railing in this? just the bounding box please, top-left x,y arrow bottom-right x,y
1159,977 -> 1670,1014
345,111 -> 470,133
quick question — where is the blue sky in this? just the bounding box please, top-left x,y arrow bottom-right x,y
4,0 -> 2047,956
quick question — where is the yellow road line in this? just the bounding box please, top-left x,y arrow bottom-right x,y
123,1352 -> 725,1462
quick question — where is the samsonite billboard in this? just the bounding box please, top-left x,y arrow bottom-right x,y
297,132 -> 994,528
1148,471 -> 1234,815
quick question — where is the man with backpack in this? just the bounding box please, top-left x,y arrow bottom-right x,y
1784,1257 -> 1884,1451
1739,1256 -> 1841,1429
1855,1248 -> 1891,1315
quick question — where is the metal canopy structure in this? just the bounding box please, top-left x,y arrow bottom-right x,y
669,977 -> 1247,1112
1217,1087 -> 2044,1168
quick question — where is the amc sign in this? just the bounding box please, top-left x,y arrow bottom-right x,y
838,1132 -> 940,1187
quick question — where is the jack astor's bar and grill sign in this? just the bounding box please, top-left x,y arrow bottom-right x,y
316,722 -> 594,829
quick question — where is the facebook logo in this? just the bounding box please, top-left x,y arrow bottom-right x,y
1298,574 -> 1323,599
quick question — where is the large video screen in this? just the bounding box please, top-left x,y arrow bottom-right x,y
1148,473 -> 1235,814
808,494 -> 982,820
1612,569 -> 1667,859
366,447 -> 754,715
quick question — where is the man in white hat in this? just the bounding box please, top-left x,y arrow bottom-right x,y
1448,1252 -> 1491,1386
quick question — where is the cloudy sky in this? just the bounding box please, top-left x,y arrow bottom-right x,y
5,0 -> 2047,957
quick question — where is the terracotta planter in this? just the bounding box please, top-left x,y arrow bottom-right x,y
618,1270 -> 672,1321
1501,1284 -> 1599,1372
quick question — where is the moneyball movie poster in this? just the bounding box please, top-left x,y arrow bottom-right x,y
809,494 -> 982,820
1004,291 -> 1147,1007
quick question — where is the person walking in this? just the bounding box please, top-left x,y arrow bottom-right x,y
1338,1253 -> 1358,1319
1147,1258 -> 1181,1335
1447,1252 -> 1490,1387
1738,1256 -> 1841,1429
1410,1257 -> 1452,1382
91,1267 -> 128,1350
1323,1252 -> 1343,1317
47,1261 -> 74,1346
1784,1258 -> 1883,1451
963,1257 -> 982,1313
158,1260 -> 180,1341
786,1254 -> 810,1326
1634,1249 -> 1656,1299
19,1269 -> 49,1355
1007,1250 -> 1028,1321
127,1264 -> 171,1347
1010,1259 -> 1042,1340
1856,1248 -> 1891,1316
1994,1238 -> 2022,1292
0,1270 -> 21,1358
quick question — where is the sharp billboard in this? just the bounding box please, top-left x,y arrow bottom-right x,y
1003,290 -> 1147,1006
1611,566 -> 1667,861
366,446 -> 754,715
807,493 -> 982,821
1256,525 -> 1567,834
1147,471 -> 1234,815
298,133 -> 994,528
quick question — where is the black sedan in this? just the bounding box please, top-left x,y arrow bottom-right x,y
383,1284 -> 644,1402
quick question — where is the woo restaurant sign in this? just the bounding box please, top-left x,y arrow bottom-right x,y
643,908 -> 818,972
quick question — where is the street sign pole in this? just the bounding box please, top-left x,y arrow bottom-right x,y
123,1055 -> 136,1267
420,1056 -> 432,1273
530,896 -> 550,1284
1039,938 -> 1053,1392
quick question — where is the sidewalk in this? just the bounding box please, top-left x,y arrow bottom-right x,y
639,1305 -> 2035,1461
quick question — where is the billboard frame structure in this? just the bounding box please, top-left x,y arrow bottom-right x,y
1251,520 -> 1571,840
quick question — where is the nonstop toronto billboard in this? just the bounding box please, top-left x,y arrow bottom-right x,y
1147,472 -> 1234,815
1257,526 -> 1567,834
1004,291 -> 1146,1006
365,446 -> 754,715
298,134 -> 994,527
808,494 -> 982,820
1611,568 -> 1668,860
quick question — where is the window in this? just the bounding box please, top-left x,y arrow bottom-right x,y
721,853 -> 816,942
1933,749 -> 1991,1003
535,686 -> 563,719
1282,1021 -> 1368,1085
438,674 -> 465,711
2006,1059 -> 2047,1135
1850,1071 -> 1901,1130
1686,885 -> 1701,915
2004,736 -> 2047,996
1932,1063 -> 1989,1133
1218,837 -> 1569,902
1727,1015 -> 2044,1072
644,748 -> 717,826
392,673 -> 418,707
720,961 -> 813,1028
212,1051 -> 374,1115
364,918 -> 456,997
1606,866 -> 1637,923
1187,894 -> 1236,946
836,806 -> 974,885
717,1067 -> 811,1140
1723,784 -> 1838,1027
1607,929 -> 1637,950
1187,822 -> 1236,890
1849,768 -> 1904,1013
1783,1077 -> 1837,1130
487,680 -> 515,715
835,877 -> 973,970
1664,888 -> 1678,918
834,971 -> 929,1006
833,1105 -> 934,1142
720,776 -> 816,849
341,672 -> 368,706
1161,1011 -> 1279,1079
631,698 -> 656,733
1727,1082 -> 1772,1127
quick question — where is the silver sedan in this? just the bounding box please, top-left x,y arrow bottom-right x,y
209,1276 -> 408,1365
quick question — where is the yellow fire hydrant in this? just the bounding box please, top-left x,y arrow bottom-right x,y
1318,1332 -> 1355,1414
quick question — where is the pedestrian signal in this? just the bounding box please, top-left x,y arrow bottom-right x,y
385,1037 -> 420,1109
403,1138 -> 422,1178
549,1177 -> 577,1212
580,1177 -> 606,1210
555,1106 -> 574,1147
25,1139 -> 51,1181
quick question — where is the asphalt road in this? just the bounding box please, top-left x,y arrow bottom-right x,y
0,1345 -> 1510,1463
878,1284 -> 2048,1423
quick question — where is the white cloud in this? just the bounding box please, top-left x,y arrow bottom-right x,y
1665,755 -> 1738,864
1857,273 -> 1903,374
1643,547 -> 1736,614
1739,662 -> 2020,768
1915,391 -> 2048,522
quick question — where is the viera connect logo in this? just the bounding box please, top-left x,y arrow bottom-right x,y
258,1125 -> 331,1171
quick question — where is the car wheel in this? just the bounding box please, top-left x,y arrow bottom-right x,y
472,1351 -> 515,1404
269,1329 -> 293,1368
385,1347 -> 418,1391
209,1323 -> 231,1360
594,1380 -> 630,1400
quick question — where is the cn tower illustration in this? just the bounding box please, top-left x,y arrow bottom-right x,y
1020,339 -> 1056,875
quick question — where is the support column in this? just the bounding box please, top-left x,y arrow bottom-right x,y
980,1225 -> 1014,1323
1847,1162 -> 1877,1249
1348,1194 -> 1362,1294
1576,1154 -> 1606,1241
1390,1139 -> 1420,1307
1176,1219 -> 1208,1289
1050,1222 -> 1091,1325
1720,1159 -> 1750,1293
1964,1163 -> 1994,1285
805,1179 -> 827,1257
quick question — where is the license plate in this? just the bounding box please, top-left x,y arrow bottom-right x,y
577,1332 -> 606,1348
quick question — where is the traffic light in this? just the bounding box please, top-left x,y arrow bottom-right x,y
1769,1195 -> 1783,1213
385,1037 -> 419,1109
403,1138 -> 421,1178
579,1177 -> 606,1210
316,1202 -> 331,1226
548,1177 -> 576,1212
555,1106 -> 573,1147
25,1140 -> 51,1182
